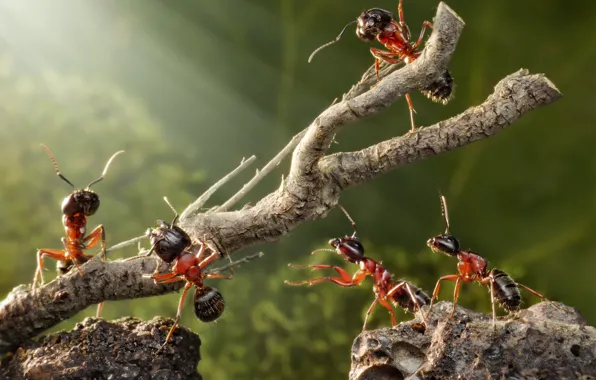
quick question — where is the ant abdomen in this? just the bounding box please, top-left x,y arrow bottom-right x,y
490,269 -> 521,312
391,282 -> 431,313
420,70 -> 454,105
194,286 -> 225,322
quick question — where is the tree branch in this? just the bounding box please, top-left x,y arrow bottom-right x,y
0,2 -> 562,353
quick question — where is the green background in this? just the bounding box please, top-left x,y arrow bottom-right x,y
0,0 -> 595,379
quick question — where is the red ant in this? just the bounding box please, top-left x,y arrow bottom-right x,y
426,194 -> 558,327
308,0 -> 453,132
144,232 -> 263,347
33,145 -> 124,316
285,206 -> 429,330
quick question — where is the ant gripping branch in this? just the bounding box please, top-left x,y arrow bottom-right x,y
144,240 -> 262,348
426,194 -> 558,327
308,0 -> 453,132
33,145 -> 123,316
285,205 -> 430,330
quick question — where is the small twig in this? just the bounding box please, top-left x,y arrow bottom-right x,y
180,155 -> 257,221
205,252 -> 265,274
106,234 -> 147,254
215,130 -> 307,212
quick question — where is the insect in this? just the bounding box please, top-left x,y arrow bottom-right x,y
308,0 -> 453,132
285,205 -> 429,330
33,145 -> 123,316
426,194 -> 556,327
145,237 -> 263,347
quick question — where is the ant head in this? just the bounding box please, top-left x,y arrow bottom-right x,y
356,8 -> 393,41
147,220 -> 191,263
61,190 -> 100,216
427,234 -> 460,256
194,286 -> 225,322
330,236 -> 365,262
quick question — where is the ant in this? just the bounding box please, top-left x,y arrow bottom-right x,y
285,205 -> 429,330
308,0 -> 453,132
426,194 -> 558,327
144,238 -> 262,348
33,145 -> 123,316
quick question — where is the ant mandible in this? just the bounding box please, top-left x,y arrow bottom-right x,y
33,145 -> 123,316
426,194 -> 557,327
285,205 -> 429,330
308,0 -> 453,132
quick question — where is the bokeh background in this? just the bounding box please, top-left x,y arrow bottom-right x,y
0,0 -> 595,378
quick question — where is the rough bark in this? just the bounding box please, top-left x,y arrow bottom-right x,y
0,317 -> 201,380
350,302 -> 595,380
0,5 -> 564,377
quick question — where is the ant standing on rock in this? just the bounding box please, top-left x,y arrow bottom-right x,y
308,0 -> 454,132
285,205 -> 429,330
33,145 -> 124,317
426,194 -> 559,327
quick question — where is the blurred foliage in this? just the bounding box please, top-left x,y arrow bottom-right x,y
0,0 -> 595,379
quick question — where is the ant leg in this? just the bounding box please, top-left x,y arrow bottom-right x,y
425,274 -> 460,319
145,271 -> 182,284
198,249 -> 220,270
451,277 -> 462,317
378,298 -> 398,327
405,93 -> 417,132
479,276 -> 497,329
83,225 -> 107,261
33,249 -> 66,288
397,0 -> 411,40
96,303 -> 104,318
362,298 -> 379,331
163,282 -> 193,347
285,265 -> 366,287
412,21 -> 433,50
205,273 -> 234,280
517,283 -> 566,312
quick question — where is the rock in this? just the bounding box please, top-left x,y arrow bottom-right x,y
0,317 -> 202,380
350,301 -> 596,380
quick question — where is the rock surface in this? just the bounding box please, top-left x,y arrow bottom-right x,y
350,301 -> 596,380
0,317 -> 202,380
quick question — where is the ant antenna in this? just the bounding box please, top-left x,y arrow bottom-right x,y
338,204 -> 357,237
439,194 -> 451,234
308,20 -> 357,63
87,150 -> 125,188
41,144 -> 75,189
163,196 -> 180,226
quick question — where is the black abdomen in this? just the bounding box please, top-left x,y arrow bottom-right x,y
490,269 -> 521,312
194,286 -> 225,322
420,70 -> 453,104
391,281 -> 431,313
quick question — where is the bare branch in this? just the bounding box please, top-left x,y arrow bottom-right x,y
180,155 -> 257,220
106,234 -> 147,254
214,132 -> 306,213
0,3 -> 562,353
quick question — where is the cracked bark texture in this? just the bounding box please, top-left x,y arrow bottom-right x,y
0,2 -> 563,370
0,317 -> 201,380
350,302 -> 595,380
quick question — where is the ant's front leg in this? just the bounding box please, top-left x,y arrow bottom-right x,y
425,274 -> 460,320
412,21 -> 433,50
83,224 -> 106,261
285,264 -> 367,287
369,48 -> 404,85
